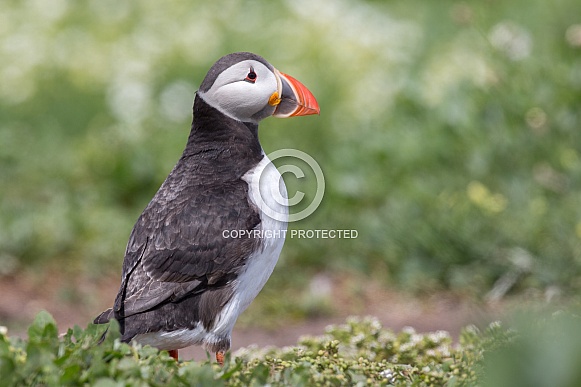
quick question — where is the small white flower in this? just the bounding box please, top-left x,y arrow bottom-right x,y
489,21 -> 532,61
351,333 -> 365,345
428,330 -> 451,343
410,333 -> 423,346
438,346 -> 451,358
379,369 -> 396,383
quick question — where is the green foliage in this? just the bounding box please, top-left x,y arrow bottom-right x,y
480,311 -> 581,387
0,312 -> 517,386
1,311 -> 182,386
1,0 -> 581,297
7,311 -> 581,386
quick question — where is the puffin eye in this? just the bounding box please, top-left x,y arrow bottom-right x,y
245,68 -> 257,83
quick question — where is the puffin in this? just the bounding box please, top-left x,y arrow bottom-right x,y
94,52 -> 320,365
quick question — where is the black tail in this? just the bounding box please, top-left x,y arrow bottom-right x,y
94,308 -> 113,324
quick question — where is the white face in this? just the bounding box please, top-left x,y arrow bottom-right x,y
198,60 -> 279,123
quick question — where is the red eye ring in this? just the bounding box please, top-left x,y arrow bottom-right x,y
245,67 -> 257,83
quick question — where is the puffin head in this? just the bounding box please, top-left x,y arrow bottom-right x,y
197,52 -> 320,123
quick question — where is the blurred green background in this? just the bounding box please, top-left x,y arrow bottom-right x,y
1,0 -> 581,325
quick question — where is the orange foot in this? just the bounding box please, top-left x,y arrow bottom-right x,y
168,349 -> 179,360
216,350 -> 225,366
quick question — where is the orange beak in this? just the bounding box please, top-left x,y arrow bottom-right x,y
272,70 -> 320,118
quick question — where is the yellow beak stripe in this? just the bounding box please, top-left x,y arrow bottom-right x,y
268,91 -> 281,106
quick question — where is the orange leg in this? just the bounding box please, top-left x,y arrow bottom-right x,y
168,349 -> 179,360
216,350 -> 225,366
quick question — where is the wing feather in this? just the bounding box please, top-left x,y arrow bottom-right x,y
113,175 -> 261,319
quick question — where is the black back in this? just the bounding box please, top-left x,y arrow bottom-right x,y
95,94 -> 265,343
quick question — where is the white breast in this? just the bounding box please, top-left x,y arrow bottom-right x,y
210,152 -> 288,335
238,152 -> 288,305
